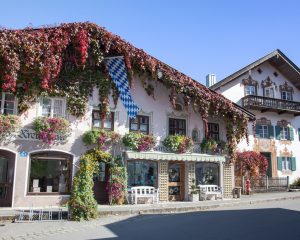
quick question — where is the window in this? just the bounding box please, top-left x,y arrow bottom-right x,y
129,115 -> 149,134
281,91 -> 292,101
40,97 -> 66,117
127,161 -> 158,187
282,157 -> 291,171
259,125 -> 269,138
0,93 -> 15,115
28,152 -> 72,194
281,127 -> 289,140
245,85 -> 256,96
208,123 -> 219,141
92,111 -> 114,131
169,118 -> 186,135
264,87 -> 274,98
195,162 -> 219,185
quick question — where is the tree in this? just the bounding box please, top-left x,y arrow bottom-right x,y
235,151 -> 268,178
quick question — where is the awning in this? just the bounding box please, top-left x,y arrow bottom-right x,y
124,151 -> 226,163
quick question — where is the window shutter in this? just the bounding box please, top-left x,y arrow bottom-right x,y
298,128 -> 300,141
255,125 -> 260,138
291,157 -> 296,171
268,125 -> 274,139
275,126 -> 281,140
277,157 -> 282,171
289,127 -> 294,141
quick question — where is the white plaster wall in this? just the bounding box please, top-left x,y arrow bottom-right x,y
2,74 -> 228,207
217,62 -> 300,183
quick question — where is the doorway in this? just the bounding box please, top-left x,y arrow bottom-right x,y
261,152 -> 272,177
0,150 -> 15,207
168,161 -> 185,201
93,162 -> 109,204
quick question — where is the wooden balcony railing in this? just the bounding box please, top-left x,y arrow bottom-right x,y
242,95 -> 300,115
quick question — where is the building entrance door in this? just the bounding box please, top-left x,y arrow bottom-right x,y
168,161 -> 185,201
0,151 -> 15,207
93,162 -> 109,204
261,152 -> 272,177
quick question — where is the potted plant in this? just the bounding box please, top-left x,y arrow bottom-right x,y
162,135 -> 193,153
189,179 -> 199,202
200,137 -> 217,153
122,132 -> 156,151
0,115 -> 21,140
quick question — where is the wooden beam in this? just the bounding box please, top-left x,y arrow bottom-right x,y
278,110 -> 286,115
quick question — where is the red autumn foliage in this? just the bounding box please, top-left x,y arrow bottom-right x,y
235,151 -> 269,178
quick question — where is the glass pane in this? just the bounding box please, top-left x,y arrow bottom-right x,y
127,161 -> 157,187
29,158 -> 70,193
195,162 -> 219,185
103,119 -> 112,130
140,124 -> 147,132
130,123 -> 138,131
169,164 -> 180,182
93,111 -> 100,120
93,120 -> 101,128
53,99 -> 64,117
42,98 -> 52,117
169,186 -> 180,196
0,157 -> 8,182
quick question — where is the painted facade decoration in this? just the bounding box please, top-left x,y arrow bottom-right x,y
211,49 -> 300,183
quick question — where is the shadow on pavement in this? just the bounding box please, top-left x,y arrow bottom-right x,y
92,208 -> 300,240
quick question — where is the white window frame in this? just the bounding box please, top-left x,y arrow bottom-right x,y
245,85 -> 256,96
281,127 -> 289,140
281,91 -> 292,101
282,157 -> 291,171
264,87 -> 274,98
0,92 -> 17,115
259,125 -> 268,138
39,97 -> 66,118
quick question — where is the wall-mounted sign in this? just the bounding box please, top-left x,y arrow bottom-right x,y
17,128 -> 66,142
19,151 -> 28,157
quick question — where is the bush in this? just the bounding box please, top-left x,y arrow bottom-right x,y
33,117 -> 71,144
163,135 -> 193,153
68,154 -> 98,221
292,178 -> 300,186
0,115 -> 21,140
235,151 -> 269,178
82,129 -> 121,150
201,137 -> 217,152
122,132 -> 156,151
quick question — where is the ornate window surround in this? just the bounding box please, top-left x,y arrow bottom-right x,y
242,76 -> 258,96
279,81 -> 293,100
256,117 -> 271,126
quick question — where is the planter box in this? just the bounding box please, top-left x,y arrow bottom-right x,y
189,193 -> 199,202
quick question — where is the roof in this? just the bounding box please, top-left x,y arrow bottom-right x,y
210,49 -> 300,91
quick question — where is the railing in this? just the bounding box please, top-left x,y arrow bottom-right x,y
235,176 -> 289,193
242,95 -> 300,113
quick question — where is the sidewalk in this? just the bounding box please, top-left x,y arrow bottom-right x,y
1,191 -> 300,221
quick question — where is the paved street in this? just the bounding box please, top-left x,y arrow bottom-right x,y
1,199 -> 300,240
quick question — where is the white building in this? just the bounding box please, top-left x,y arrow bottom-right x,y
210,49 -> 300,183
0,23 -> 254,208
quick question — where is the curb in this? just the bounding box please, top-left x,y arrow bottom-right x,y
98,195 -> 300,217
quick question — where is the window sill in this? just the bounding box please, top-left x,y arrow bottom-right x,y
281,170 -> 293,176
27,192 -> 70,196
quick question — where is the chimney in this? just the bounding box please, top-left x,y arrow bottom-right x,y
206,74 -> 217,87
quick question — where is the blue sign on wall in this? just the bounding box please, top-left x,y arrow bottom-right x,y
19,151 -> 28,157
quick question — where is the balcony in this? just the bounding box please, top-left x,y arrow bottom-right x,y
242,95 -> 300,116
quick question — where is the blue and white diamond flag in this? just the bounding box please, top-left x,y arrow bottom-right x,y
105,56 -> 140,119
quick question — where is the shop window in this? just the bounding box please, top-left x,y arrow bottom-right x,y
169,118 -> 186,135
127,161 -> 157,188
92,111 -> 114,131
208,123 -> 219,141
28,152 -> 72,194
129,115 -> 149,134
195,162 -> 219,185
0,92 -> 16,115
40,97 -> 66,117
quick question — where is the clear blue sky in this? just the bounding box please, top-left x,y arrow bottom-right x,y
1,0 -> 300,85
